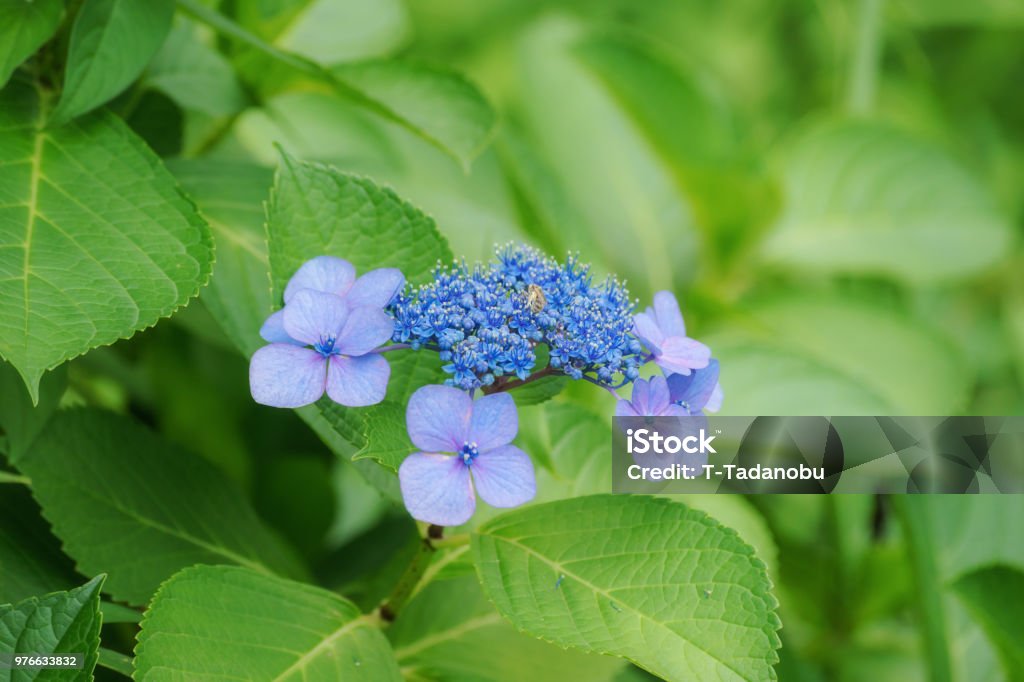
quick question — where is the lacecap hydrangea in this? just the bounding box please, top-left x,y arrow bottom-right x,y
250,244 -> 721,527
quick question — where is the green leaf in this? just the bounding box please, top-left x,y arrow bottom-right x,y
951,565 -> 1024,680
267,150 -> 452,300
0,575 -> 105,681
761,120 -> 1013,285
135,565 -> 402,681
0,0 -> 63,89
168,159 -> 274,356
0,81 -> 213,402
331,60 -> 497,170
146,21 -> 249,116
51,0 -> 175,123
268,0 -> 410,65
97,647 -> 134,678
0,360 -> 65,462
472,495 -> 781,681
0,485 -> 80,605
706,293 -> 969,414
353,401 -> 413,472
16,408 -> 307,606
266,152 -> 452,458
389,574 -> 626,682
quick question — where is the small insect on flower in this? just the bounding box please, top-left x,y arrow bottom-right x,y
525,283 -> 546,314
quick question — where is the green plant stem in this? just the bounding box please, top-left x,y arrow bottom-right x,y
847,0 -> 885,114
0,471 -> 30,485
892,497 -> 953,682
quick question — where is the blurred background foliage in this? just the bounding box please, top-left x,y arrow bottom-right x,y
4,0 -> 1023,680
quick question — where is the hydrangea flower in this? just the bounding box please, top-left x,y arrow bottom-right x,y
250,289 -> 393,408
260,256 -> 404,344
633,291 -> 710,375
398,385 -> 536,526
614,375 -> 689,417
667,359 -> 723,414
389,244 -> 644,390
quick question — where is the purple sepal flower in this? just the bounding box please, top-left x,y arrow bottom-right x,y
614,376 -> 688,417
250,290 -> 393,408
398,385 -> 535,526
260,256 -> 405,344
633,291 -> 711,375
666,359 -> 722,414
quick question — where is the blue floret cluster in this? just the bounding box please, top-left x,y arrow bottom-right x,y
388,244 -> 645,390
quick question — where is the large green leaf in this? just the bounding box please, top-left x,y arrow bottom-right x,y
267,150 -> 452,300
762,120 -> 1013,285
0,575 -> 104,681
0,0 -> 63,89
0,360 -> 64,462
135,565 -> 402,681
146,21 -> 249,116
389,575 -> 625,682
15,408 -> 306,606
0,81 -> 213,402
0,485 -> 80,606
51,0 -> 175,123
266,152 -> 451,458
331,60 -> 497,170
951,565 -> 1024,680
706,293 -> 969,414
472,495 -> 781,681
169,159 -> 274,356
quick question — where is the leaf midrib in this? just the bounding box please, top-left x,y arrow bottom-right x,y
270,613 -> 375,681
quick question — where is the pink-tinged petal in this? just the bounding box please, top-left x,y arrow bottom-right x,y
325,354 -> 390,407
614,399 -> 641,417
471,445 -> 536,509
706,383 -> 723,413
663,404 -> 691,417
652,290 -> 686,338
334,306 -> 395,357
633,310 -> 664,352
406,385 -> 472,452
399,453 -> 475,526
646,375 -> 672,415
259,310 -> 301,345
283,290 -> 349,346
250,344 -> 326,408
346,268 -> 405,308
467,392 -> 517,450
284,256 -> 356,302
656,337 -> 711,375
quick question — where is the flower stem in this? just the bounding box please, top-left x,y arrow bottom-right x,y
373,343 -> 412,354
377,525 -> 467,622
846,0 -> 885,115
482,365 -> 559,395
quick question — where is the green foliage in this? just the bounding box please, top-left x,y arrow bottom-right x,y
15,408 -> 307,606
0,575 -> 104,681
52,0 -> 175,124
390,574 -> 626,681
0,0 -> 63,89
0,81 -> 213,402
135,565 -> 402,681
473,495 -> 781,681
951,565 -> 1024,680
762,120 -> 1013,285
0,485 -> 80,605
707,293 -> 969,414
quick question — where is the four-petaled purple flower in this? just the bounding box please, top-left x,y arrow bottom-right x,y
398,385 -> 536,526
259,256 -> 404,345
250,289 -> 394,408
633,291 -> 710,375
